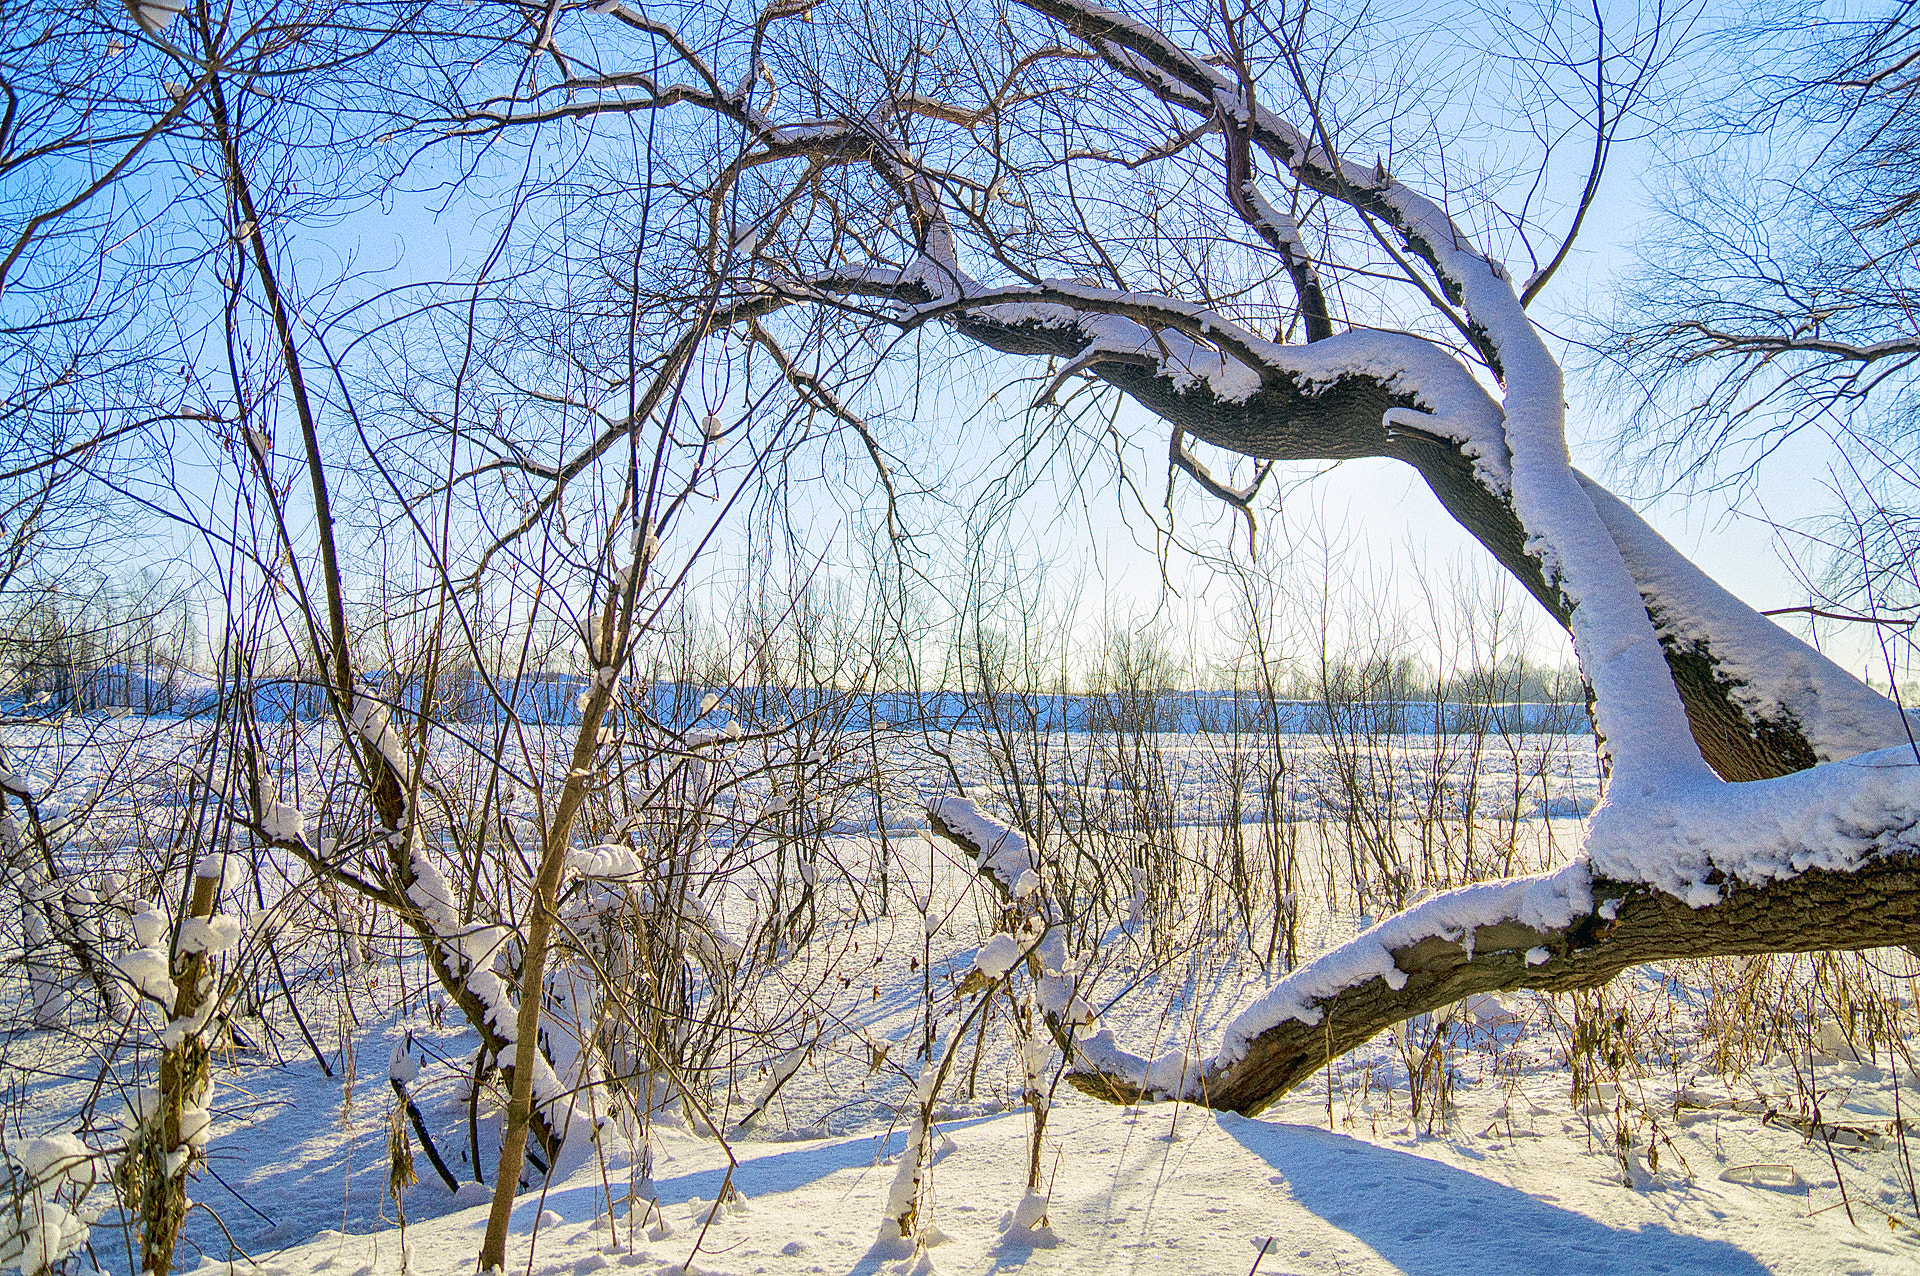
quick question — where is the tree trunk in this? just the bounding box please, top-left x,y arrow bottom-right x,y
133,871 -> 219,1276
1068,851 -> 1920,1114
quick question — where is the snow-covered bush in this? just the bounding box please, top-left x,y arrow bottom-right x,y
879,797 -> 1097,1249
112,857 -> 240,1276
0,1135 -> 101,1276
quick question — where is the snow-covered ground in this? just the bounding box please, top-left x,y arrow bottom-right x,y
7,721 -> 1919,1275
15,913 -> 1920,1276
132,1078 -> 1920,1276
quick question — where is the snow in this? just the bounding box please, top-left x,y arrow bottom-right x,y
179,1104 -> 212,1148
128,0 -> 184,34
8,708 -> 1918,1276
996,1190 -> 1057,1246
405,847 -> 463,938
131,906 -> 169,950
1078,735 -> 1920,1098
1374,179 -> 1710,787
926,797 -> 1038,893
1578,475 -> 1914,763
177,914 -> 243,955
350,696 -> 409,775
265,799 -> 307,842
10,801 -> 1920,1275
0,1197 -> 89,1276
1081,859 -> 1600,1093
977,285 -> 1515,490
568,844 -> 645,881
27,1043 -> 1904,1276
389,1040 -> 422,1084
1583,744 -> 1920,903
113,947 -> 173,1002
14,1135 -> 95,1187
972,934 -> 1021,979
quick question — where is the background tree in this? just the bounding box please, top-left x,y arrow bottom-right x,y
1600,1 -> 1920,633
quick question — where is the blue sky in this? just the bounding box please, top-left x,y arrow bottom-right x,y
95,0 -> 1897,688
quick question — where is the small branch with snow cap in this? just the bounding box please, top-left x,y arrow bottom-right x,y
1,1135 -> 102,1276
926,797 -> 1096,1240
389,1036 -> 461,1193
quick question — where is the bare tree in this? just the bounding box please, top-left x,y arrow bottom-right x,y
420,0 -> 1920,1114
1600,2 -> 1920,618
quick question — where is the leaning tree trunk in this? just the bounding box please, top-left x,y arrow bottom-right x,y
933,309 -> 1920,1114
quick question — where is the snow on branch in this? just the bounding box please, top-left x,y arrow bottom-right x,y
947,288 -> 1512,487
928,797 -> 1043,903
1578,475 -> 1915,769
927,797 -> 1096,1037
1075,860 -> 1596,1099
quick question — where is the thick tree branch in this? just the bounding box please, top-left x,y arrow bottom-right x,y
1071,844 -> 1920,1114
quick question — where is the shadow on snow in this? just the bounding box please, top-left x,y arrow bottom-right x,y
1219,1113 -> 1769,1275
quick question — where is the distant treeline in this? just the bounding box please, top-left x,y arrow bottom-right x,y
1,663 -> 1589,736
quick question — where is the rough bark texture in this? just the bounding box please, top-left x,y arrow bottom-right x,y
1663,641 -> 1820,781
1066,850 -> 1920,1114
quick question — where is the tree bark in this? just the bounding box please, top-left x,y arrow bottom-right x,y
135,871 -> 219,1276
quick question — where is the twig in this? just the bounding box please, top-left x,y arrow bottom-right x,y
391,1077 -> 461,1193
1760,605 -> 1918,629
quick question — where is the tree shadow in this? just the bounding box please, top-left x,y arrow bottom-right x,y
517,1114 -> 1007,1229
1218,1113 -> 1770,1275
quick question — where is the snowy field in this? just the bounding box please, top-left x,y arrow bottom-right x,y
23,1032 -> 1917,1276
7,719 -> 1920,1276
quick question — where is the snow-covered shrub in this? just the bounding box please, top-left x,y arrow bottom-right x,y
111,858 -> 240,1276
0,1135 -> 101,1276
881,797 -> 1096,1249
1,782 -> 71,1029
